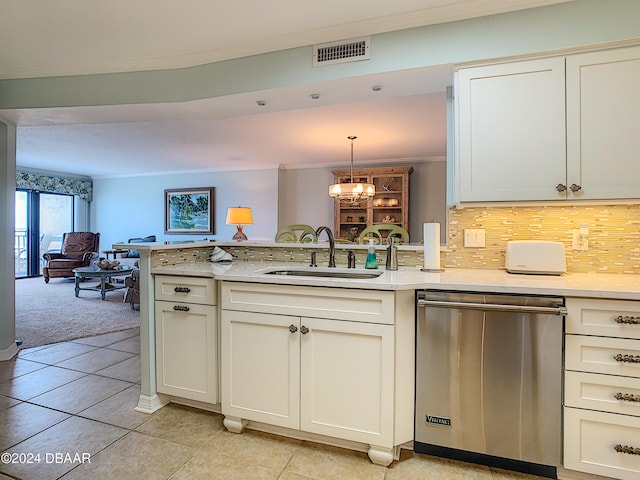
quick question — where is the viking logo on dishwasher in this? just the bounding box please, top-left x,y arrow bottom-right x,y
426,415 -> 451,427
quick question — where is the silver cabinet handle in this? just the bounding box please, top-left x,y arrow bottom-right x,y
614,444 -> 640,455
614,353 -> 640,364
173,305 -> 190,312
614,392 -> 640,403
569,183 -> 582,192
300,326 -> 309,335
417,299 -> 566,316
615,315 -> 640,325
289,325 -> 298,334
556,184 -> 567,192
174,286 -> 191,293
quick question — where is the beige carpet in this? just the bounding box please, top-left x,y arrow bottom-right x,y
15,276 -> 140,348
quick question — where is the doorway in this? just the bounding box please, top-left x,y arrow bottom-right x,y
15,190 -> 74,278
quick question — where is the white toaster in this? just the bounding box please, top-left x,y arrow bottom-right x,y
505,240 -> 566,275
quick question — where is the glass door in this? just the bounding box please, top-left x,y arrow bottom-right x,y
39,193 -> 74,275
15,190 -> 74,278
14,191 -> 28,277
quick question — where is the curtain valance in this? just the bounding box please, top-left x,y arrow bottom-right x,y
16,171 -> 92,201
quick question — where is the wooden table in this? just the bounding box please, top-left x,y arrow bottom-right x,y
73,265 -> 134,300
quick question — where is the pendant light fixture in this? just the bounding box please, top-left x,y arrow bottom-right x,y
328,136 -> 375,204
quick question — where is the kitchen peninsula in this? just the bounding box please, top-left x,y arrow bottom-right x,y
120,240 -> 640,479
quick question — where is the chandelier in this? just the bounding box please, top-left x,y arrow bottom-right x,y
328,136 -> 375,204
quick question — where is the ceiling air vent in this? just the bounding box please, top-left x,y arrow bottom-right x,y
313,37 -> 370,66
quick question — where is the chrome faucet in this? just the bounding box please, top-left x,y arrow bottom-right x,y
315,226 -> 336,267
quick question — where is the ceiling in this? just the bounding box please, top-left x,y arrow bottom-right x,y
0,0 -> 571,178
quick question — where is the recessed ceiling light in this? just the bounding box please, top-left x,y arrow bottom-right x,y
372,85 -> 382,92
310,93 -> 320,100
256,100 -> 266,106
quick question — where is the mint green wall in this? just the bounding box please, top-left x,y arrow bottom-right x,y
92,169 -> 279,249
1,0 -> 639,110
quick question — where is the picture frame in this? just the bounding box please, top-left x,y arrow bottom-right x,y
164,187 -> 215,235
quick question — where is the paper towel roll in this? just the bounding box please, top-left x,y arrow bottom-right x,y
423,222 -> 442,271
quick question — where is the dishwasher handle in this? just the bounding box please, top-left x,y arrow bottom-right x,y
417,299 -> 567,316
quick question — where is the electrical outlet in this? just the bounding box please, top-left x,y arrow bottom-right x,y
572,229 -> 589,250
464,229 -> 486,247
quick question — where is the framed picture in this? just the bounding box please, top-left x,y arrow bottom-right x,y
164,187 -> 215,235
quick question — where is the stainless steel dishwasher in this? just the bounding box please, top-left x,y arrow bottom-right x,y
415,290 -> 566,479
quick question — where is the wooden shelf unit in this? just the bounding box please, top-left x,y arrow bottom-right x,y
331,166 -> 412,242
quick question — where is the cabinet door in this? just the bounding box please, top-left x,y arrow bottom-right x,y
456,57 -> 566,201
300,317 -> 394,446
155,300 -> 217,403
566,46 -> 640,199
221,310 -> 300,429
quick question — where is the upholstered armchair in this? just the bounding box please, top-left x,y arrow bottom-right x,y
42,232 -> 100,283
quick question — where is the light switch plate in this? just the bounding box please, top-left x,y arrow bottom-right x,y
464,229 -> 486,247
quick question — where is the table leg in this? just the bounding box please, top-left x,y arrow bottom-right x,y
75,276 -> 80,297
100,276 -> 106,300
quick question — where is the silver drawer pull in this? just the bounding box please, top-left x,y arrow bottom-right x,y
289,325 -> 298,334
615,315 -> 640,325
614,353 -> 640,364
614,444 -> 640,456
174,286 -> 191,293
300,326 -> 309,335
173,305 -> 190,312
614,392 -> 640,403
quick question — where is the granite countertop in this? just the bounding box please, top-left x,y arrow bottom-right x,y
151,261 -> 640,300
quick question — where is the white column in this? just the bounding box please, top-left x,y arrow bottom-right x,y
0,121 -> 18,360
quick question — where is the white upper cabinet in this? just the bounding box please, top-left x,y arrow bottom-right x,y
456,57 -> 566,202
456,45 -> 640,203
566,46 -> 640,200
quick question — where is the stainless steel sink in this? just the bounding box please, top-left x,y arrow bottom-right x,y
263,267 -> 383,279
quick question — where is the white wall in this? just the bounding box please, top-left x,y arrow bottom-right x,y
277,160 -> 447,243
93,161 -> 446,248
92,168 -> 278,249
1,121 -> 17,357
409,160 -> 448,243
278,167 -> 335,230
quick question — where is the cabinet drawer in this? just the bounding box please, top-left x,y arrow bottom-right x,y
565,371 -> 640,417
564,407 -> 640,480
155,275 -> 216,305
566,334 -> 640,377
566,298 -> 640,339
221,282 -> 394,325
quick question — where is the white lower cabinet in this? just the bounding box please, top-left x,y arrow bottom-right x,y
300,316 -> 393,445
222,310 -> 300,429
154,275 -> 218,404
564,408 -> 640,480
220,281 -> 408,466
563,297 -> 640,480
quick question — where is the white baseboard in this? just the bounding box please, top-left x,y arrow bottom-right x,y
0,342 -> 19,361
135,393 -> 169,414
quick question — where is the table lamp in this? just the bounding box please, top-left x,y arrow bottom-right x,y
226,206 -> 253,241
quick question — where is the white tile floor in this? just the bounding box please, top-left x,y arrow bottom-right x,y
0,329 -> 549,480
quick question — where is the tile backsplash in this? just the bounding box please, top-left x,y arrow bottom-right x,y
152,204 -> 640,275
445,204 -> 640,274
